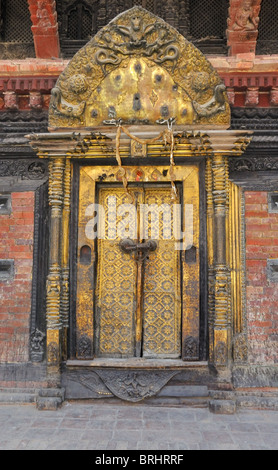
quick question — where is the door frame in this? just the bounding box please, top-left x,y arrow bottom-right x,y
71,163 -> 206,362
27,126 -> 251,387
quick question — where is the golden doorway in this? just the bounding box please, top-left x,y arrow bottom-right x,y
76,165 -> 200,361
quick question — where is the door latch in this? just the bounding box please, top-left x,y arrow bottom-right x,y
119,238 -> 157,260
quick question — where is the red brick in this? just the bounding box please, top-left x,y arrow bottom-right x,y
245,224 -> 270,232
245,191 -> 267,202
245,211 -> 268,218
245,191 -> 278,365
0,191 -> 35,363
246,237 -> 275,246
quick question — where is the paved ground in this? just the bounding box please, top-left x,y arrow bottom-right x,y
0,402 -> 277,450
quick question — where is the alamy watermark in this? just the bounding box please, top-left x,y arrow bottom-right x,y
84,196 -> 194,251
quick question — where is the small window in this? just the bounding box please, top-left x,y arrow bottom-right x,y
188,0 -> 229,54
257,0 -> 278,55
0,195 -> 12,215
268,193 -> 278,213
0,260 -> 14,281
2,0 -> 33,43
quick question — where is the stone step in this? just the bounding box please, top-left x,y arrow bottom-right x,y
38,388 -> 65,399
144,396 -> 209,407
145,385 -> 209,407
36,388 -> 65,410
235,395 -> 278,410
209,389 -> 278,412
157,385 -> 209,398
0,390 -> 37,404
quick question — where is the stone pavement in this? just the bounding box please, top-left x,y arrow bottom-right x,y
0,401 -> 277,450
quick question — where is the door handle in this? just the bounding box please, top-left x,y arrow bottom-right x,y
119,238 -> 157,258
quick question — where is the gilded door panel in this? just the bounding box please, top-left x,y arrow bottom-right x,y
76,168 -> 96,359
181,167 -> 200,360
95,187 -> 142,357
142,187 -> 181,358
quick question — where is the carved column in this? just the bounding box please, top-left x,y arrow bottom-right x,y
227,0 -> 262,56
178,0 -> 190,38
60,157 -> 71,360
211,154 -> 231,366
163,0 -> 179,29
98,0 -> 107,30
206,157 -> 215,363
28,0 -> 60,59
46,157 -> 65,384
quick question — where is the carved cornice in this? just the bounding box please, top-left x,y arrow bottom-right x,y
0,76 -> 57,94
26,128 -> 252,160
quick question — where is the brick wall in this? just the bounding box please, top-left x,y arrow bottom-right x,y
245,191 -> 278,364
0,192 -> 34,363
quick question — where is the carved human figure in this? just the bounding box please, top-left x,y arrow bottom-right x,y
233,0 -> 259,31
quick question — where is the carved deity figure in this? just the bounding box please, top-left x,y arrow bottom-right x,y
232,0 -> 259,31
37,0 -> 52,28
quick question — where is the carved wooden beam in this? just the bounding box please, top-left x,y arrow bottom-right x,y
227,0 -> 262,56
27,0 -> 60,59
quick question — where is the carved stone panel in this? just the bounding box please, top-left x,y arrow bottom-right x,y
95,369 -> 179,402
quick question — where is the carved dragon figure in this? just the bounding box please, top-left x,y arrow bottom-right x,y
192,84 -> 227,118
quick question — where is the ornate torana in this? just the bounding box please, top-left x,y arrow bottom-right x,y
49,6 -> 230,129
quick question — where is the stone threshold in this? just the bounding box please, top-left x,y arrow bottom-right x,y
66,359 -> 208,370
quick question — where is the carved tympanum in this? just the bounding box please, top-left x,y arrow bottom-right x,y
49,6 -> 230,129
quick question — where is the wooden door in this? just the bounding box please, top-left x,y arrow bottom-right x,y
75,166 -> 200,361
94,184 -> 181,358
